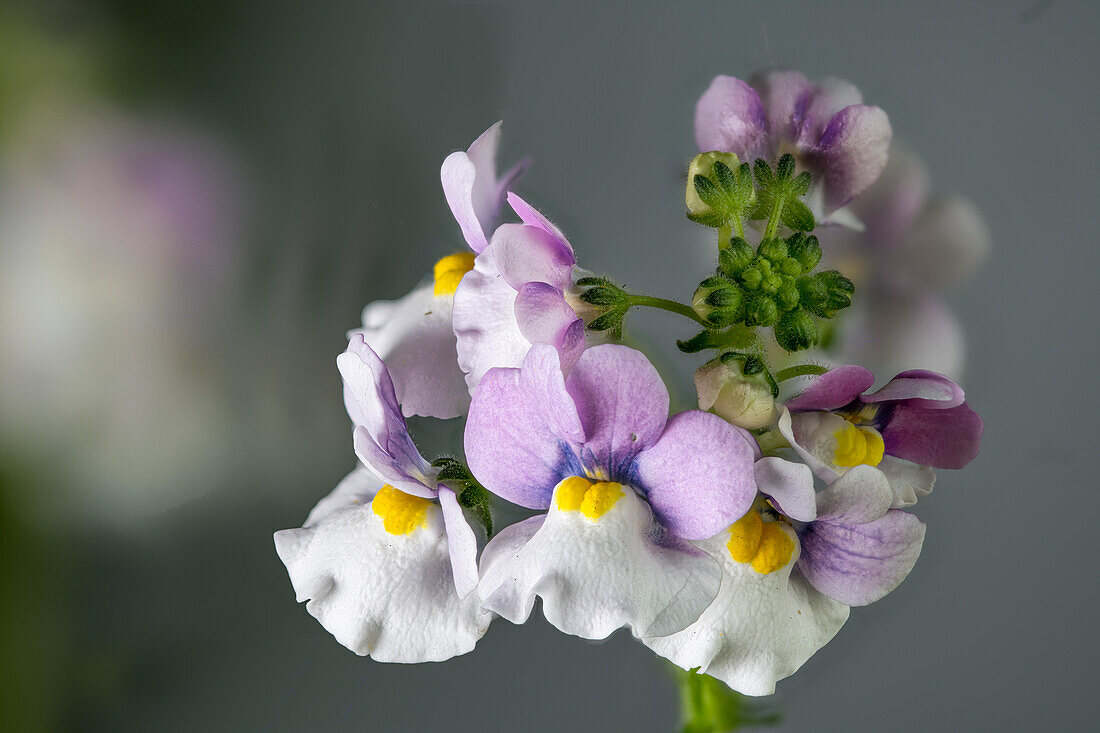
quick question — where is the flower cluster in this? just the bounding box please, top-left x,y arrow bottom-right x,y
275,71 -> 984,707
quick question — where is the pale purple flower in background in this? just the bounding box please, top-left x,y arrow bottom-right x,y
778,365 -> 983,507
467,344 -> 758,639
452,192 -> 593,393
818,144 -> 990,380
0,111 -> 243,522
695,70 -> 892,220
353,122 -> 529,419
274,336 -> 489,662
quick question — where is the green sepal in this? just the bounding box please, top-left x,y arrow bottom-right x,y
579,286 -> 623,306
431,456 -> 494,536
780,198 -> 815,231
693,174 -> 726,209
586,310 -> 624,333
687,211 -> 732,228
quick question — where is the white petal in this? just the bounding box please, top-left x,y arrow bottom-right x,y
477,485 -> 721,640
275,498 -> 491,663
877,455 -> 935,508
776,408 -> 841,483
642,528 -> 848,697
352,281 -> 470,419
303,464 -> 383,528
452,250 -> 531,394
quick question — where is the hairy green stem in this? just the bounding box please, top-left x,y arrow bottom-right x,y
774,364 -> 829,381
627,294 -> 710,327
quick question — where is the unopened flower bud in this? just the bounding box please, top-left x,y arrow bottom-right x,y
718,238 -> 755,277
745,294 -> 779,326
693,277 -> 744,326
686,151 -> 742,216
775,310 -> 819,352
787,233 -> 822,271
694,357 -> 776,430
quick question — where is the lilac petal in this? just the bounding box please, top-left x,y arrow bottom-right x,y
849,143 -> 930,241
750,70 -> 811,149
897,195 -> 990,292
882,403 -> 983,469
695,76 -> 768,160
797,510 -> 925,606
865,369 -> 965,409
814,465 -> 893,525
811,104 -> 892,211
754,457 -> 817,522
513,282 -> 570,341
464,345 -> 584,509
489,223 -> 575,292
783,364 -> 874,413
565,345 -> 670,480
338,336 -> 431,484
508,192 -> 574,258
631,410 -> 757,540
440,121 -> 528,253
352,427 -> 436,499
439,485 -> 479,599
797,77 -> 863,146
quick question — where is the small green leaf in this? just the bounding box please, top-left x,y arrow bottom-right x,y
780,198 -> 815,232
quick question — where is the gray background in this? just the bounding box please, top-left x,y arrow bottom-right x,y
47,1 -> 1099,730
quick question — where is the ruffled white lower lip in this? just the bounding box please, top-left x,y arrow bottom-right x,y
275,469 -> 491,663
476,479 -> 722,641
642,527 -> 848,697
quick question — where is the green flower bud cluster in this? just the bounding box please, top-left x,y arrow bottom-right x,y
691,232 -> 854,352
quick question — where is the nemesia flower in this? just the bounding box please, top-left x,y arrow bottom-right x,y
778,365 -> 983,507
467,344 -> 758,639
452,192 -> 590,392
353,122 -> 528,419
274,336 -> 489,662
645,459 -> 924,695
695,70 -> 891,218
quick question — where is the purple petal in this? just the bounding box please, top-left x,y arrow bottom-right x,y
750,70 -> 811,149
508,192 -> 574,258
338,336 -> 430,484
489,223 -> 575,292
797,510 -> 925,606
439,485 -> 479,599
754,457 -> 817,522
695,76 -> 768,160
565,345 -> 669,480
811,104 -> 892,211
882,403 -> 983,469
440,121 -> 529,254
797,77 -> 863,146
514,282 -> 586,372
864,369 -> 965,409
814,465 -> 893,525
631,411 -> 757,540
352,427 -> 436,499
783,365 -> 874,413
464,345 -> 584,509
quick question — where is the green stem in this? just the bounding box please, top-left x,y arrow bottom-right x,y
774,364 -> 828,382
717,223 -> 732,249
627,294 -> 709,327
731,217 -> 745,239
763,196 -> 784,240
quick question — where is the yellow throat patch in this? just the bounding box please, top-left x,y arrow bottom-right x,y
726,511 -> 795,575
832,421 -> 885,468
554,476 -> 623,521
372,484 -> 432,535
433,252 -> 477,296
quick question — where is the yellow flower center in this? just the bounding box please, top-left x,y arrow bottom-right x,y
371,484 -> 432,535
554,475 -> 623,521
832,422 -> 885,468
433,252 -> 477,296
726,511 -> 795,575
